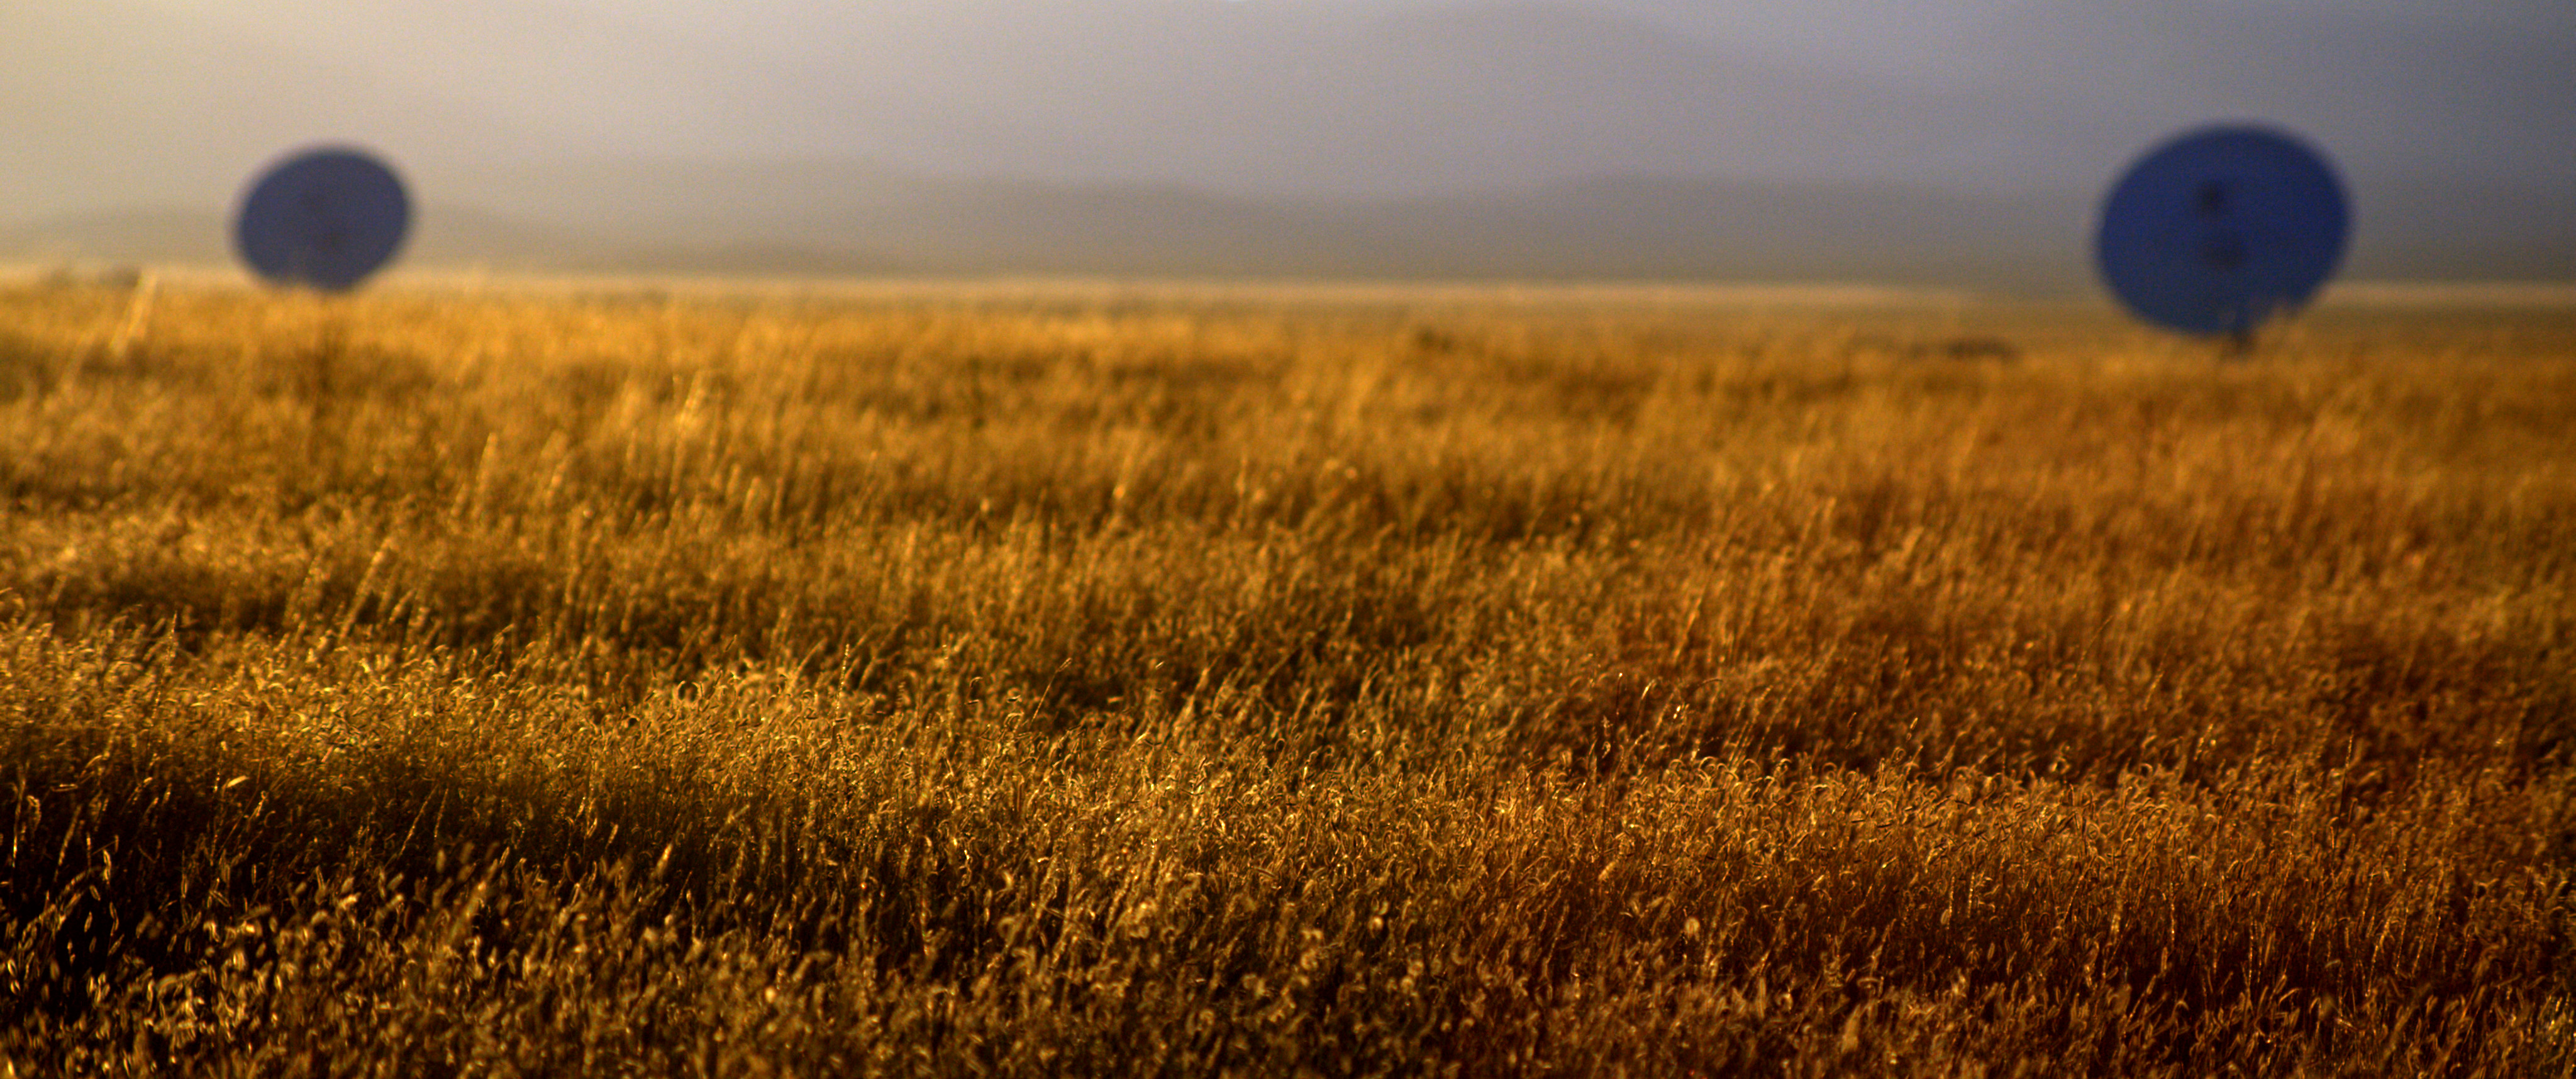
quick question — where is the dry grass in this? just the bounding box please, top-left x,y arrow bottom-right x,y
0,276 -> 2570,1075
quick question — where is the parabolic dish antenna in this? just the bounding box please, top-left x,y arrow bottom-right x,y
233,147 -> 411,292
2094,125 -> 2349,338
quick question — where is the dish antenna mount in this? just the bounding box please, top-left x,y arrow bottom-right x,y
233,147 -> 411,292
2094,124 -> 2349,343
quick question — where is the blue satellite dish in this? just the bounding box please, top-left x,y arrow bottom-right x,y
233,147 -> 411,292
2094,125 -> 2349,338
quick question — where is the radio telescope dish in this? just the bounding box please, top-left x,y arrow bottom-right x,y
233,147 -> 411,292
2094,125 -> 2349,338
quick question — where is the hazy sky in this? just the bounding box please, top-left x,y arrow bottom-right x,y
6,1 -> 2571,219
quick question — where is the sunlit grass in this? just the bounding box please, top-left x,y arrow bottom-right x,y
1,277 -> 2570,1075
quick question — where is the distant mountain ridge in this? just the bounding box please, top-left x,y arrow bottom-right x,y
0,204 -> 908,279
5,164 -> 2569,290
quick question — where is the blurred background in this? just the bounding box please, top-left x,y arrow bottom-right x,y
6,0 -> 2572,288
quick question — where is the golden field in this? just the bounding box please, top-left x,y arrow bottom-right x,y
0,275 -> 2570,1075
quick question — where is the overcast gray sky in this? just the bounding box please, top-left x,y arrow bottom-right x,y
6,1 -> 2571,219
